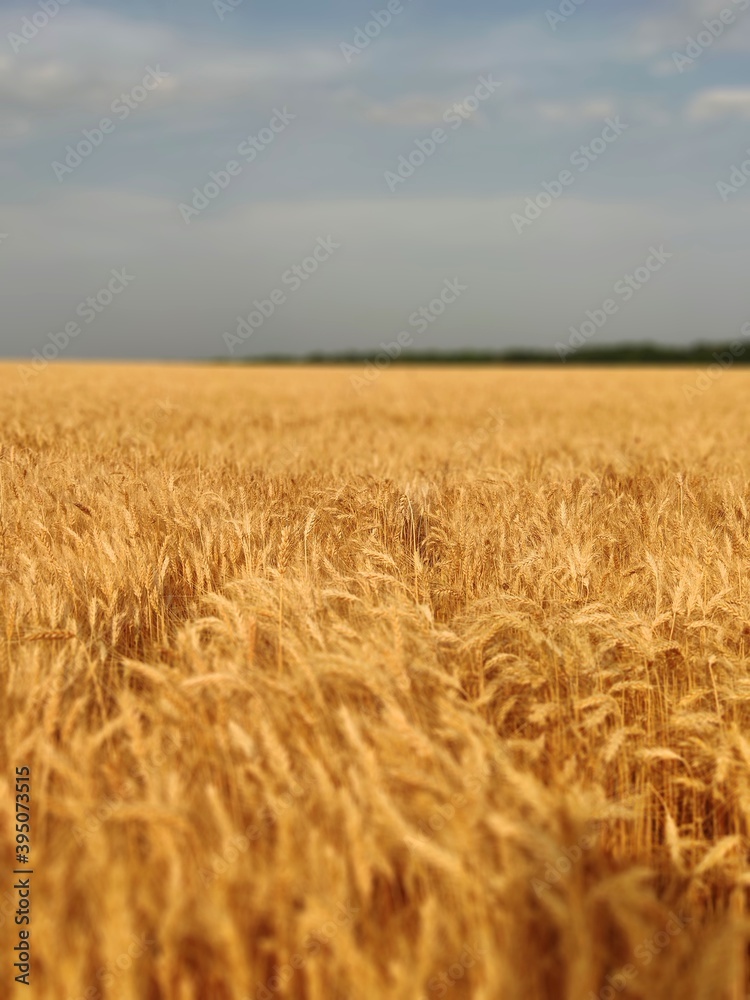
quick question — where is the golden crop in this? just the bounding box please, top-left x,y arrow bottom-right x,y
2,362 -> 750,999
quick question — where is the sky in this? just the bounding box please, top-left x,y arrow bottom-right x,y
2,0 -> 750,360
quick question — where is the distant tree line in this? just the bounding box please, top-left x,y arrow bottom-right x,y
208,342 -> 750,366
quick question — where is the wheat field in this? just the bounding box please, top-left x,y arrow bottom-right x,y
2,362 -> 750,999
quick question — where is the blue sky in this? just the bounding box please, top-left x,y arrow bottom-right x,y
2,0 -> 750,359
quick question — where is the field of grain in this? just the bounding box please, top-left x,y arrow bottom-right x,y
2,362 -> 750,999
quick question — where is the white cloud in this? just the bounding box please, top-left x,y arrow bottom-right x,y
362,92 -> 492,127
0,6 -> 346,140
627,0 -> 750,70
686,87 -> 750,120
532,98 -> 616,124
365,96 -> 461,126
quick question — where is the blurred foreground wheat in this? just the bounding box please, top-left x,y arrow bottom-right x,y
2,363 -> 750,999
